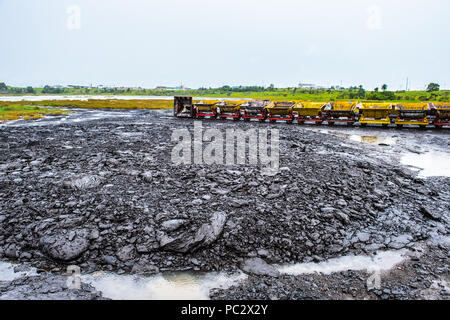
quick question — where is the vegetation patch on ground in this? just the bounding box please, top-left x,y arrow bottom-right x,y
0,105 -> 70,122
0,99 -> 222,114
5,99 -> 175,110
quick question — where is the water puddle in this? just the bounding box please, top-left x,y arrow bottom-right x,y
310,129 -> 396,145
0,261 -> 245,300
348,134 -> 395,145
0,262 -> 37,281
82,271 -> 247,300
278,249 -> 409,275
401,151 -> 450,178
0,249 -> 419,299
322,130 -> 396,145
0,109 -> 138,127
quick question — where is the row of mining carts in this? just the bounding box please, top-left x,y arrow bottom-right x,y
174,97 -> 450,128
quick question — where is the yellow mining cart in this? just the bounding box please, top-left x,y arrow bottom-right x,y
293,102 -> 327,124
241,100 -> 271,122
429,102 -> 450,128
193,101 -> 218,119
266,101 -> 296,124
358,102 -> 395,127
174,96 -> 194,118
394,103 -> 429,128
322,101 -> 358,126
217,100 -> 246,121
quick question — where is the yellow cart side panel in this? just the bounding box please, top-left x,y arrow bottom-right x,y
394,118 -> 429,125
359,116 -> 391,124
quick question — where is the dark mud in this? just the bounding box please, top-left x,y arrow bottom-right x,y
0,273 -> 104,300
0,109 -> 448,299
211,241 -> 449,300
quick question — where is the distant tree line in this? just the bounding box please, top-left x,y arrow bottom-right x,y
0,81 -> 447,102
426,83 -> 440,92
0,82 -> 34,94
42,85 -> 63,94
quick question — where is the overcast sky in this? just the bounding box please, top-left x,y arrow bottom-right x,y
1,0 -> 449,90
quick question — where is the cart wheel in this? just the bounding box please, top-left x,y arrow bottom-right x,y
361,123 -> 367,127
244,118 -> 250,122
259,118 -> 266,123
382,123 -> 388,127
434,125 -> 442,129
396,124 -> 403,128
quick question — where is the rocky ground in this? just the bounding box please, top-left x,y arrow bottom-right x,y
0,273 -> 104,300
0,109 -> 448,299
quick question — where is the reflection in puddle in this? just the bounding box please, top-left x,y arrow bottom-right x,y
312,129 -> 396,145
82,271 -> 247,300
351,135 -> 395,145
401,151 -> 450,177
325,131 -> 396,145
278,249 -> 409,275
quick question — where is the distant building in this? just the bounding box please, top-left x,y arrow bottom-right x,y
298,83 -> 317,89
116,87 -> 142,90
68,85 -> 89,89
155,82 -> 190,90
297,83 -> 328,89
155,86 -> 189,90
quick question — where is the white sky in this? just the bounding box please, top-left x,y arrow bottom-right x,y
0,0 -> 449,90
